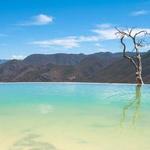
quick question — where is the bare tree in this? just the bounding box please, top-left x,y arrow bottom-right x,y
116,28 -> 148,85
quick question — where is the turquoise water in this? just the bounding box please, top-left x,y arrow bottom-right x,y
0,83 -> 150,150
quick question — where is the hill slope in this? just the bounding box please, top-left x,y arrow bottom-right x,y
0,52 -> 149,83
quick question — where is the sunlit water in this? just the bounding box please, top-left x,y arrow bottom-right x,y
0,83 -> 150,150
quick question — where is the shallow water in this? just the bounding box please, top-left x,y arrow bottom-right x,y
0,83 -> 150,150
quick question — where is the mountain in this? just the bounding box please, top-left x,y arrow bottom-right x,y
0,60 -> 8,64
93,51 -> 150,83
0,52 -> 149,83
23,53 -> 86,66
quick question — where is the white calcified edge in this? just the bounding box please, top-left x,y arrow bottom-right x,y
0,82 -> 149,86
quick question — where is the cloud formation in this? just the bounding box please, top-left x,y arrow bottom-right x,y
131,10 -> 149,16
96,23 -> 112,29
30,24 -> 150,49
19,14 -> 53,26
32,36 -> 79,48
31,35 -> 102,49
31,23 -> 117,48
11,55 -> 25,60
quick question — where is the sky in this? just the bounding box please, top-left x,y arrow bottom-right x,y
0,0 -> 150,59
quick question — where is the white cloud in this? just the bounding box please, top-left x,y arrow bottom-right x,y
19,14 -> 53,26
92,28 -> 117,40
11,55 -> 25,60
31,35 -> 102,49
78,35 -> 100,42
131,28 -> 150,35
91,23 -> 117,40
31,36 -> 79,48
95,43 -> 101,47
131,10 -> 149,16
93,24 -> 150,40
30,23 -> 150,49
30,24 -> 114,49
96,23 -> 112,29
30,23 -> 114,48
115,28 -> 150,37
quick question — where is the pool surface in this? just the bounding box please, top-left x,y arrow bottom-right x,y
0,83 -> 150,150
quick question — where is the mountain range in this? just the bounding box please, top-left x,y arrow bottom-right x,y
0,51 -> 149,83
0,60 -> 7,64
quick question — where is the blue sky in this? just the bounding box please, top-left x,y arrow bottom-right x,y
0,0 -> 149,59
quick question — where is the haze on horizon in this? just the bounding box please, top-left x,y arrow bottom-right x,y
0,0 -> 150,59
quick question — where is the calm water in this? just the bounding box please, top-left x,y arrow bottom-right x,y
0,83 -> 150,150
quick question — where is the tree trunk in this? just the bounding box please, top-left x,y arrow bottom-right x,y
116,28 -> 146,85
136,71 -> 143,85
135,54 -> 143,85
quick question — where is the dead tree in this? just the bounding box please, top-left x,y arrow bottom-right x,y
116,28 -> 148,85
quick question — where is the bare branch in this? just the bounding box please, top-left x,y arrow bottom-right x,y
120,35 -> 137,70
115,27 -> 146,85
134,31 -> 148,39
128,28 -> 133,36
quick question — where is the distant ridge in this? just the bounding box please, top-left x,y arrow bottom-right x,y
23,53 -> 86,66
0,60 -> 8,64
0,51 -> 149,83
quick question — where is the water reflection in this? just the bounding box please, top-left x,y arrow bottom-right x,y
120,85 -> 142,128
